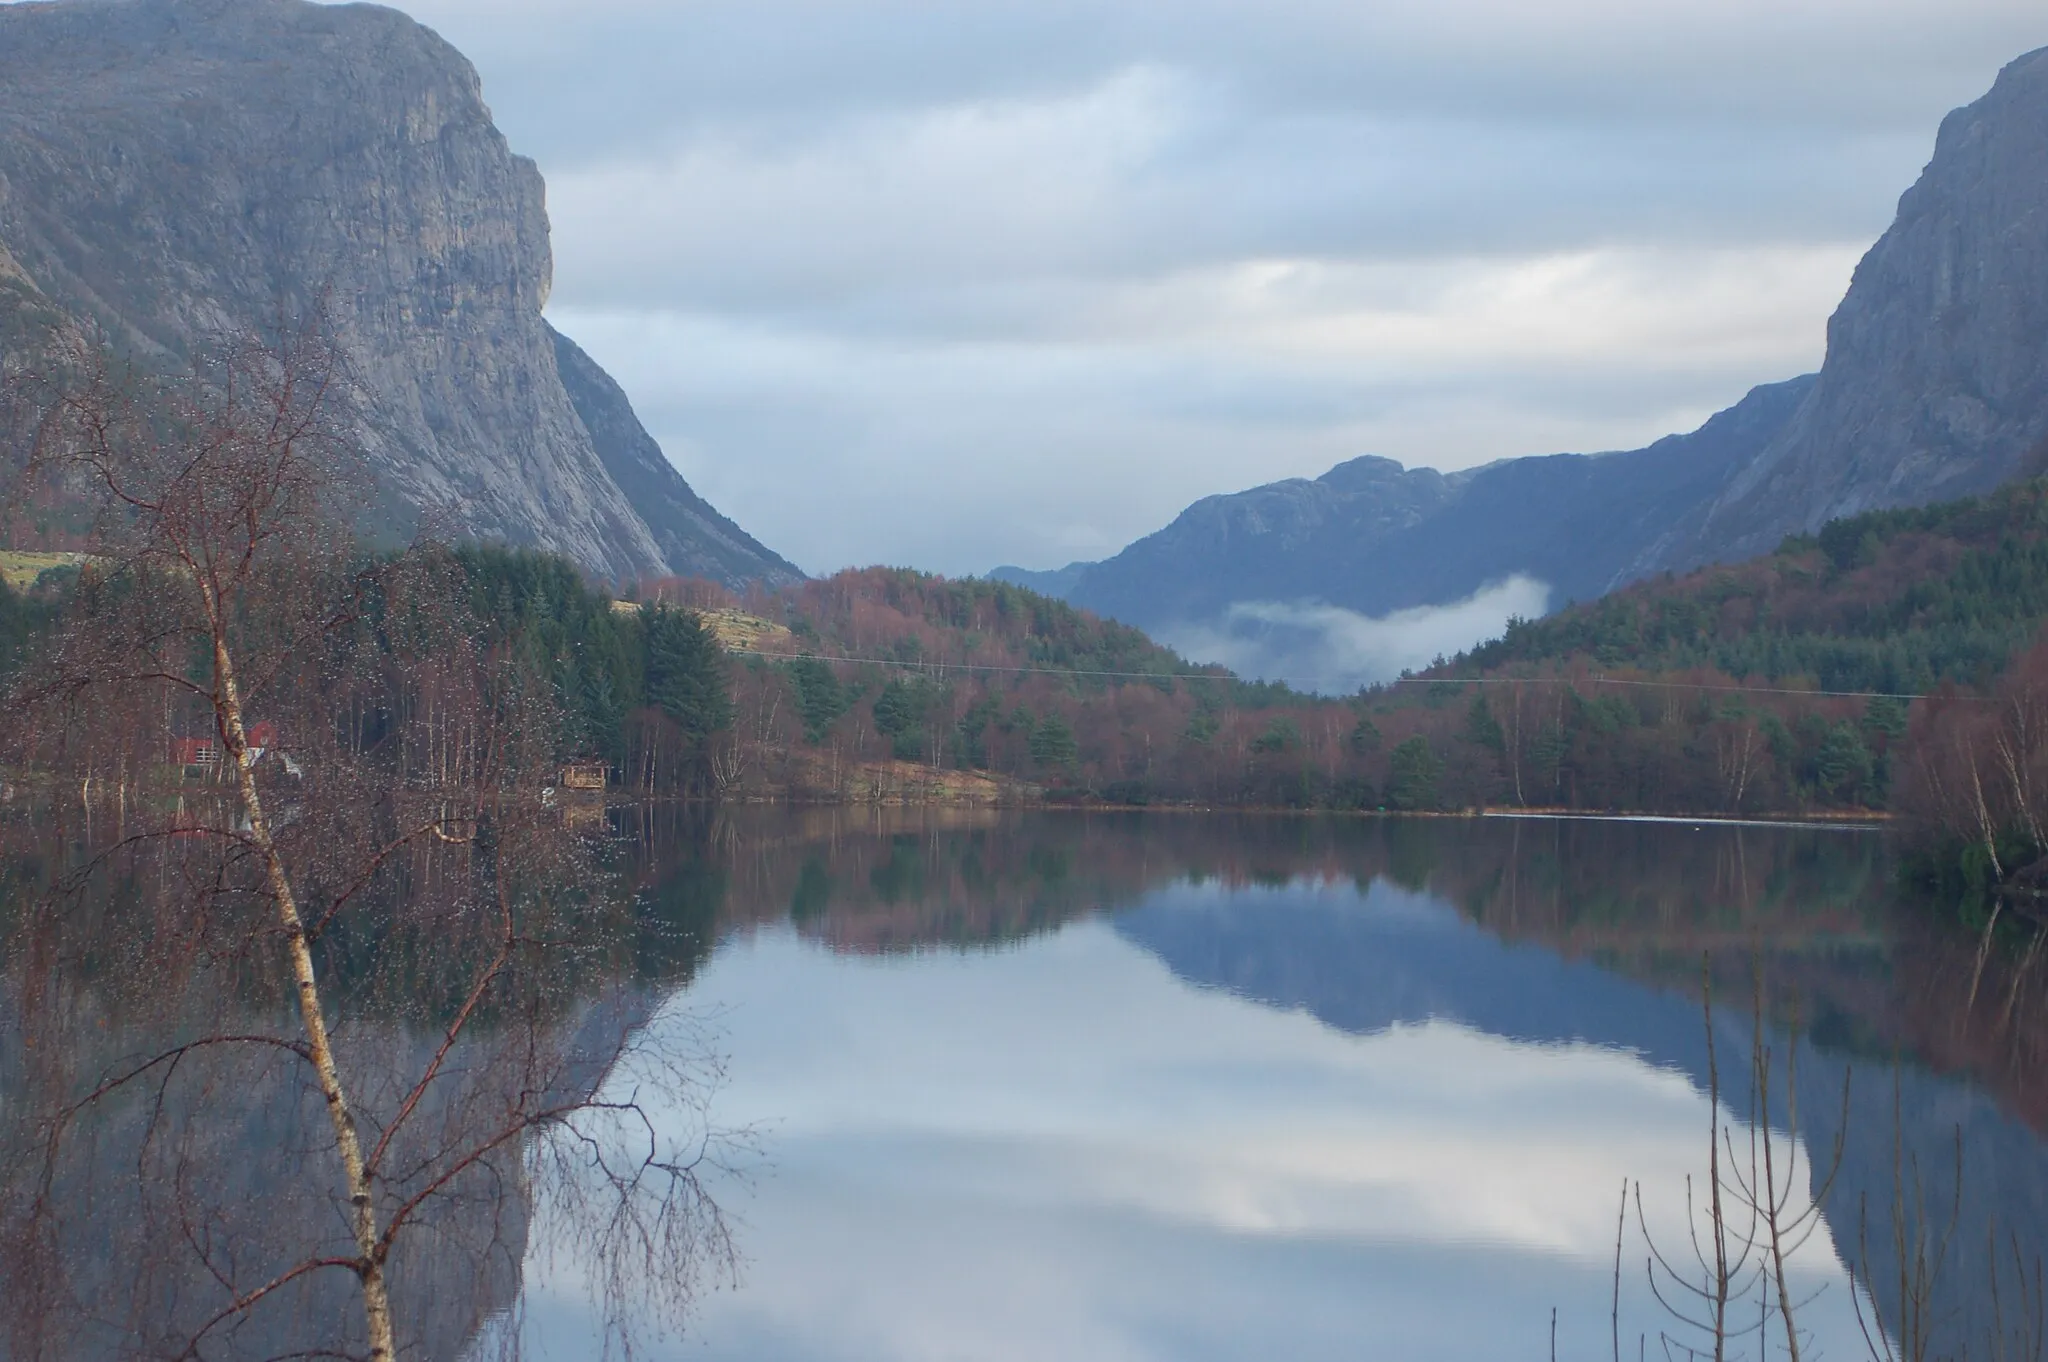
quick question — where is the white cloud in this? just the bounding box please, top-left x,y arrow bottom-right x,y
1154,578 -> 1554,692
550,244 -> 1856,575
316,0 -> 2048,576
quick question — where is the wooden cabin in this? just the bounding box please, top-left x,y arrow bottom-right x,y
560,761 -> 609,792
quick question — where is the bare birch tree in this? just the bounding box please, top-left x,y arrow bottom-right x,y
0,328 -> 741,1360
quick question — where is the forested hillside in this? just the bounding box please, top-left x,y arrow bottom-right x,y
1460,477 -> 2048,694
509,561 -> 1332,805
16,490 -> 2048,825
263,546 -> 1980,817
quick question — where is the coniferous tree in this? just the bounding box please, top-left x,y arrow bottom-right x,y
788,657 -> 856,744
1029,714 -> 1079,774
645,605 -> 733,748
1387,736 -> 1443,811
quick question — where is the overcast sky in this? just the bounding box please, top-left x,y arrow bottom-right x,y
376,0 -> 2045,577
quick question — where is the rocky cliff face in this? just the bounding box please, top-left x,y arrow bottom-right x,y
1679,44 -> 2048,568
0,0 -> 800,589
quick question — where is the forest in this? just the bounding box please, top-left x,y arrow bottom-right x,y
0,524 -> 1977,820
16,397 -> 2048,900
1459,477 -> 2048,694
445,554 -> 1916,819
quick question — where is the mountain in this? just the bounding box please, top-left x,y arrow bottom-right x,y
1025,44 -> 2048,656
985,561 -> 1094,598
1679,43 -> 2048,567
1054,375 -> 1814,633
0,0 -> 800,590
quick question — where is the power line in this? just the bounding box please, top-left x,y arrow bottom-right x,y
724,646 -> 1238,684
1547,675 -> 1939,702
721,645 -> 1974,704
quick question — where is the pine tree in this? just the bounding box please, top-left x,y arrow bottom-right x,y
1387,736 -> 1443,811
644,606 -> 733,746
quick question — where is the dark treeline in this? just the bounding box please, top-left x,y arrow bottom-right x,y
21,469 -> 2048,830
0,569 -> 59,676
0,545 -> 1922,816
451,545 -> 733,792
618,565 -> 1916,816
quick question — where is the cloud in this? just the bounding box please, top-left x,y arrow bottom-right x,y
1154,578 -> 1554,692
298,0 -> 2048,577
549,245 -> 1856,575
404,1 -> 2048,163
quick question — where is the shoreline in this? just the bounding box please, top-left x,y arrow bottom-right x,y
691,796 -> 1894,831
0,775 -> 1892,831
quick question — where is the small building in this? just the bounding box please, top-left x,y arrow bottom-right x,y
170,737 -> 222,771
560,761 -> 609,792
171,721 -> 282,775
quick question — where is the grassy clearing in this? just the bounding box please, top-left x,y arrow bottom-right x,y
609,599 -> 795,653
0,551 -> 85,591
698,606 -> 796,653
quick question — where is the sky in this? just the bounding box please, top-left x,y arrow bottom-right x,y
366,0 -> 2048,578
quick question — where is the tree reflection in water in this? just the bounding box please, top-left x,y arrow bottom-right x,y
622,808 -> 2048,1362
12,805 -> 2048,1359
0,801 -> 745,1361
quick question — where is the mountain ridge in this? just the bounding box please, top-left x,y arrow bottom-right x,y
1007,42 -> 2048,661
1008,374 -> 1815,634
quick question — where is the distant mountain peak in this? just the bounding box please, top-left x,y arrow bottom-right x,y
1314,454 -> 1418,494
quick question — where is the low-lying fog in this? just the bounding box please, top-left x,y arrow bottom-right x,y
1157,576 -> 1551,694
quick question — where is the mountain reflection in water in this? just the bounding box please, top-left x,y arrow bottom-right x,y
9,809 -> 2048,1360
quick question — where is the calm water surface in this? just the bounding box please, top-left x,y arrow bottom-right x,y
11,808 -> 2043,1360
507,811 -> 2048,1362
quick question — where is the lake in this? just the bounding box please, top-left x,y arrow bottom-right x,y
511,810 -> 2047,1362
6,808 -> 2045,1361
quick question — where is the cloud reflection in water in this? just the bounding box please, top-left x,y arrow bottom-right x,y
520,878 -> 1871,1361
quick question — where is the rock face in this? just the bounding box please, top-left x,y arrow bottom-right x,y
0,0 -> 801,589
1044,375 -> 1814,633
1678,44 -> 2048,568
1026,44 -> 2048,645
548,327 -> 801,587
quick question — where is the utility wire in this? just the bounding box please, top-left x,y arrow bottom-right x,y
721,645 -> 1974,704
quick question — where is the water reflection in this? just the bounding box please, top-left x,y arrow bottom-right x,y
525,810 -> 2043,1361
0,803 -> 735,1362
10,808 -> 2048,1359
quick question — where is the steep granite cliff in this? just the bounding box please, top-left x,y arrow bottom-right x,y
0,0 -> 800,588
1679,44 -> 2048,569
